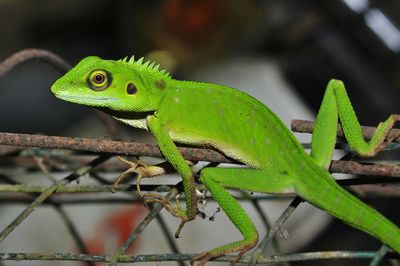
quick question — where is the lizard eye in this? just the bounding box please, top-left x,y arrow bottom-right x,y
87,70 -> 112,91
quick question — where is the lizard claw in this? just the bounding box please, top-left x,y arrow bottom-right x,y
191,252 -> 215,266
191,251 -> 244,266
141,193 -> 190,238
142,193 -> 174,209
175,218 -> 188,238
378,130 -> 400,154
141,193 -> 186,216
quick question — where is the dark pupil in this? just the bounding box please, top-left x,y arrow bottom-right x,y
94,74 -> 104,83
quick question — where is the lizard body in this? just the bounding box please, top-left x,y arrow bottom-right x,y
51,56 -> 400,264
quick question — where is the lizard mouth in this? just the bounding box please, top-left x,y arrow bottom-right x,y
54,93 -> 118,103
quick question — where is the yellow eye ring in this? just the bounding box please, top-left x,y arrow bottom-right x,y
87,70 -> 112,91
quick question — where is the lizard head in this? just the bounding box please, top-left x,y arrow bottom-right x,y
51,55 -> 170,113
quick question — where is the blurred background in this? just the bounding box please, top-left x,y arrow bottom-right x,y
0,0 -> 400,265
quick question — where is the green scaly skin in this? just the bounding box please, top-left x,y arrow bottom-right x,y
51,56 -> 400,265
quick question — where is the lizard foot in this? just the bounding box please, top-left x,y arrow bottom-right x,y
142,192 -> 193,238
112,156 -> 165,193
377,121 -> 400,154
191,252 -> 211,266
142,193 -> 187,217
142,192 -> 175,210
190,252 -> 224,266
191,251 -> 248,266
191,238 -> 257,266
190,252 -> 244,266
370,114 -> 400,156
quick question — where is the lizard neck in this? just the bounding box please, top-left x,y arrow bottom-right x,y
97,107 -> 153,120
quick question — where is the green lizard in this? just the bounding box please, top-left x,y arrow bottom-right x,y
51,55 -> 400,264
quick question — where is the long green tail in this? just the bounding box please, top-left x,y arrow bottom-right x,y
295,161 -> 400,253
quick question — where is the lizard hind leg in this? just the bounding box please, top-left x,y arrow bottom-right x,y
312,79 -> 400,167
195,167 -> 294,265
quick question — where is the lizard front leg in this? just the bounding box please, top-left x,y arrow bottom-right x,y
147,116 -> 198,237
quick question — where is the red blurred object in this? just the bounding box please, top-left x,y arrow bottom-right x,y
76,205 -> 147,265
164,0 -> 226,44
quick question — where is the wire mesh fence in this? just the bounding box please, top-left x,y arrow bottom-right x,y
0,49 -> 399,265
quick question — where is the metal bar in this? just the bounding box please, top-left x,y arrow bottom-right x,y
369,245 -> 390,266
0,250 -> 392,263
0,169 -> 92,266
291,119 -> 400,143
0,131 -> 233,163
248,197 -> 303,265
108,189 -> 178,265
0,155 -> 111,243
0,48 -> 70,77
0,179 -> 398,198
155,215 -> 186,266
1,132 -> 400,178
249,196 -> 286,259
52,204 -> 94,266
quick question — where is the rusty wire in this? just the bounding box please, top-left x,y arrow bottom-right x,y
291,119 -> 400,142
0,48 -> 71,76
2,131 -> 400,178
0,49 -> 399,265
0,249 -> 394,263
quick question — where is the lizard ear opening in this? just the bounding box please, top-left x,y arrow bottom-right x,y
126,83 -> 137,95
